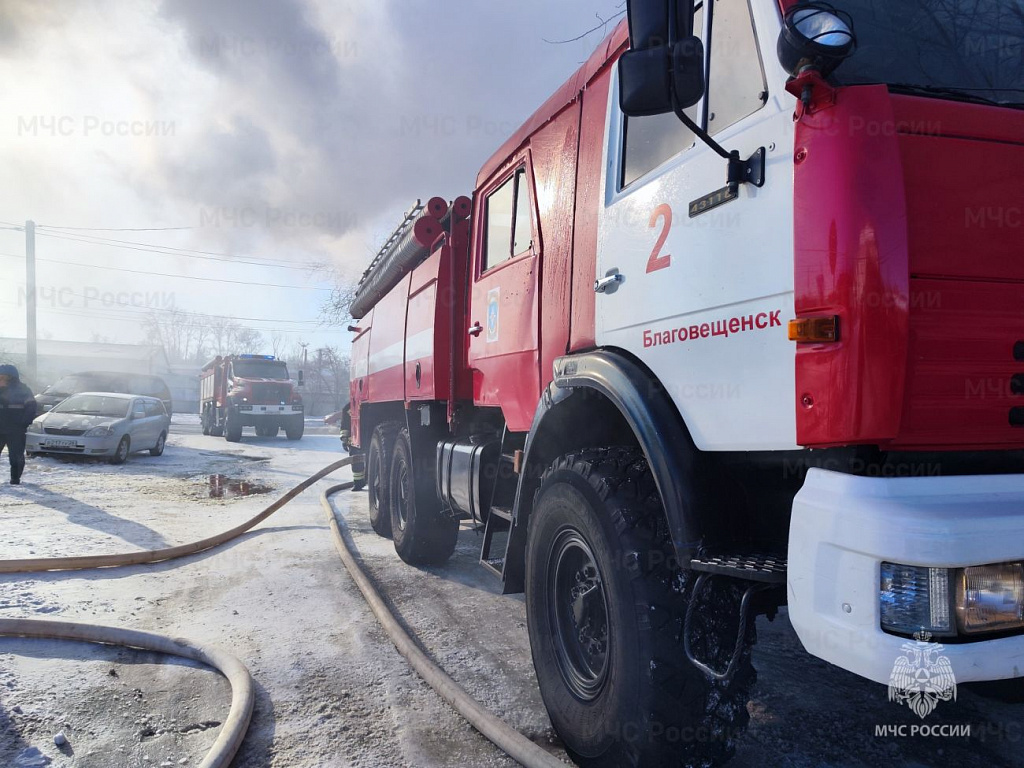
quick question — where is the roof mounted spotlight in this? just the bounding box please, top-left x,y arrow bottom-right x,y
778,2 -> 856,79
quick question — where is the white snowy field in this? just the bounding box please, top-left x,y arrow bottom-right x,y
1,426 -> 1023,768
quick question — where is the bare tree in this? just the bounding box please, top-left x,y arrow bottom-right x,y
142,310 -> 265,363
317,266 -> 359,328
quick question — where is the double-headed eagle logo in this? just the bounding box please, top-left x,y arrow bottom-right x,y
888,631 -> 958,719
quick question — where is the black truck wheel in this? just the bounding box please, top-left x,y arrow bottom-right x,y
224,413 -> 243,442
525,447 -> 756,768
389,427 -> 458,565
367,422 -> 400,537
285,417 -> 304,440
201,408 -> 211,436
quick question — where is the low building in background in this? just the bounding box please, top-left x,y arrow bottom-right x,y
0,337 -> 199,413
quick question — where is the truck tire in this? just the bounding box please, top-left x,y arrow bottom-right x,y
285,417 -> 304,441
255,425 -> 267,437
266,424 -> 280,438
201,408 -> 211,436
525,447 -> 755,768
389,427 -> 458,565
367,422 -> 400,537
225,413 -> 243,443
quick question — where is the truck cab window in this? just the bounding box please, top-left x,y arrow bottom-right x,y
484,176 -> 514,271
512,168 -> 532,256
484,166 -> 531,272
621,5 -> 704,187
706,0 -> 767,135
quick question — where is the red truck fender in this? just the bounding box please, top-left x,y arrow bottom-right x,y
502,349 -> 705,592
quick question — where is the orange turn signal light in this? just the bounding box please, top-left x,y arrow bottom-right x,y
788,315 -> 839,343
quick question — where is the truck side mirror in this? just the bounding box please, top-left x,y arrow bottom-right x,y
297,370 -> 304,387
619,0 -> 704,117
619,37 -> 705,116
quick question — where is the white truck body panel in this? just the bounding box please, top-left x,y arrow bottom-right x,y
593,9 -> 799,452
789,468 -> 1024,684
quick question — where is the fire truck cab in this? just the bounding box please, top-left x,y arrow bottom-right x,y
349,2 -> 1024,764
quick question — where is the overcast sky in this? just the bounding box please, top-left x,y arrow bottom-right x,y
0,0 -> 624,356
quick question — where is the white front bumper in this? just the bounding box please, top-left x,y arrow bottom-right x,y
789,468 -> 1024,685
239,405 -> 302,416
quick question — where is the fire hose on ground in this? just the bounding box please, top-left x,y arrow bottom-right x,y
0,456 -> 566,768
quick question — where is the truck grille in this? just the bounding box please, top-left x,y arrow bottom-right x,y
44,427 -> 86,436
251,383 -> 291,404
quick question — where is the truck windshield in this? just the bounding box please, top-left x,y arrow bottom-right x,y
231,360 -> 290,379
833,0 -> 1024,107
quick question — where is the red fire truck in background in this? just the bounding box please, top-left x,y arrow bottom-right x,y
348,1 -> 1024,765
200,354 -> 304,442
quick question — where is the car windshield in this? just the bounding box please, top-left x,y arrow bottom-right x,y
231,360 -> 289,379
833,0 -> 1024,106
47,373 -> 119,396
52,394 -> 130,418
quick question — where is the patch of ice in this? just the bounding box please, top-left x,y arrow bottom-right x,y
14,746 -> 51,767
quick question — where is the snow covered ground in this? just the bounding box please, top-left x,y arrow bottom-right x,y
1,425 -> 1022,767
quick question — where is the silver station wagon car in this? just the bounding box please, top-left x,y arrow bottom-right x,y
26,392 -> 170,464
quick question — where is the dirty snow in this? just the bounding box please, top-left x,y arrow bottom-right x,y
0,419 -> 1021,767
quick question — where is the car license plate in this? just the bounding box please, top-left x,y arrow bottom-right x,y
45,439 -> 77,448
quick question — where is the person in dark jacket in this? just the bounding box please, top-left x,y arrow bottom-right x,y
324,403 -> 366,490
0,364 -> 37,485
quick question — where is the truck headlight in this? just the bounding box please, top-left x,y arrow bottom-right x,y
84,426 -> 113,437
957,563 -> 1024,635
881,561 -> 1024,638
880,563 -> 953,636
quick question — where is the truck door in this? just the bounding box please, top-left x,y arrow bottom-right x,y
595,0 -> 797,451
468,157 -> 540,432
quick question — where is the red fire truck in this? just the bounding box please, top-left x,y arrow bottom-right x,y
349,2 -> 1024,765
200,354 -> 304,442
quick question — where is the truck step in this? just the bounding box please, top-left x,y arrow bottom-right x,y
481,557 -> 505,578
488,506 -> 513,523
689,552 -> 787,584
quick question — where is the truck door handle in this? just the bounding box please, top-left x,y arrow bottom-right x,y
594,270 -> 624,294
468,322 -> 483,337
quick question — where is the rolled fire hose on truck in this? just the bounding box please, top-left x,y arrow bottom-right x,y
0,456 -> 566,768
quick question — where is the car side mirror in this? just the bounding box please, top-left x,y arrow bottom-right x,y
618,36 -> 705,117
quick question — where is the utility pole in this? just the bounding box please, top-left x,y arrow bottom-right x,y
25,220 -> 36,383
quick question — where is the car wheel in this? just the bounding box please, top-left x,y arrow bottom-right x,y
110,436 -> 130,465
150,432 -> 166,457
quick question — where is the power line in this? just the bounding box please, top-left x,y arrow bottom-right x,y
0,252 -> 332,291
34,230 -> 315,271
4,282 -> 324,325
37,224 -> 194,232
34,226 -> 318,268
0,298 -> 331,335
